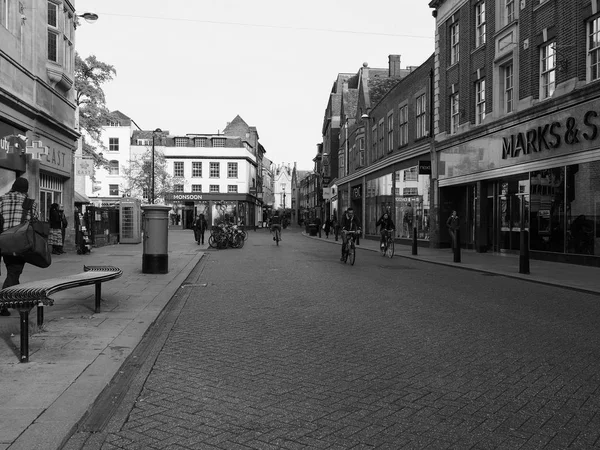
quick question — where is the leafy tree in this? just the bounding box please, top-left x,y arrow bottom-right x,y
122,147 -> 173,204
75,53 -> 116,165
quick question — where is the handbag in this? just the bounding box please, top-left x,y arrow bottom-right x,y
0,198 -> 51,268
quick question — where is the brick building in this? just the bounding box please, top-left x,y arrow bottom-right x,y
430,0 -> 600,265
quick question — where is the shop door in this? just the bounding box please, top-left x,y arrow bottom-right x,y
495,177 -> 529,252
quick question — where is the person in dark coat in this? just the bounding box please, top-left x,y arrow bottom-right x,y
58,204 -> 68,253
314,216 -> 322,238
324,217 -> 332,239
332,215 -> 339,241
446,210 -> 460,250
193,214 -> 208,244
49,203 -> 63,255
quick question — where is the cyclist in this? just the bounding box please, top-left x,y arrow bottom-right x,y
376,212 -> 395,250
340,207 -> 361,261
270,211 -> 282,241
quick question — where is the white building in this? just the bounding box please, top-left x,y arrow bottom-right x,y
273,163 -> 292,210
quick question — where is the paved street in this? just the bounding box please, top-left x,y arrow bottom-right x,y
64,229 -> 600,449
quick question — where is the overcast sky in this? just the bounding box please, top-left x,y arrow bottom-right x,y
75,0 -> 436,170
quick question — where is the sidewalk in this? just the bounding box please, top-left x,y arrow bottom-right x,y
304,231 -> 600,295
0,229 -> 204,450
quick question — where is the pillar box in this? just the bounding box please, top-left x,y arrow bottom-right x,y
142,205 -> 170,274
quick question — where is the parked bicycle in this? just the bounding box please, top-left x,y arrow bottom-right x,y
208,224 -> 245,250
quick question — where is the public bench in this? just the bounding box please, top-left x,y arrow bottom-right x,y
0,265 -> 122,362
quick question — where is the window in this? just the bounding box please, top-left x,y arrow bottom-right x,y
210,185 -> 219,193
228,162 -> 238,178
398,105 -> 408,146
1,0 -> 8,29
109,160 -> 119,175
589,17 -> 600,81
358,138 -> 365,167
387,113 -> 394,152
475,2 -> 486,47
378,120 -> 384,158
503,62 -> 514,113
505,0 -> 515,26
228,185 -> 238,193
142,187 -> 148,199
63,11 -> 74,73
416,94 -> 427,139
195,138 -> 207,147
212,138 -> 225,148
192,162 -> 202,177
174,184 -> 184,192
109,138 -> 119,151
450,93 -> 460,134
47,2 -> 58,62
175,138 -> 188,147
450,22 -> 460,65
404,167 -> 418,181
109,184 -> 119,196
174,161 -> 184,177
210,162 -> 220,178
372,127 -> 377,162
136,139 -> 150,146
192,184 -> 202,193
403,187 -> 419,196
339,153 -> 345,172
108,120 -> 121,127
475,79 -> 486,124
541,42 -> 556,99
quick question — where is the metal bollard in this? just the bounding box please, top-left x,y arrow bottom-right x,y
412,226 -> 418,255
453,229 -> 461,263
519,230 -> 530,274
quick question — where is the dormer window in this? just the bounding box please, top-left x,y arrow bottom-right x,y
212,138 -> 225,148
175,137 -> 188,147
195,137 -> 207,147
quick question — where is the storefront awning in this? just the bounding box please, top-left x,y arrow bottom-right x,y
74,190 -> 91,204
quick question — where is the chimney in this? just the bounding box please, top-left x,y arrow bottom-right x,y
389,55 -> 401,77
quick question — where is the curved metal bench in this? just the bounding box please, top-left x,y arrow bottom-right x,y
0,265 -> 122,362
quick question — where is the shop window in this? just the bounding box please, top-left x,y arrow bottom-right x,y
530,167 -> 565,253
394,166 -> 430,241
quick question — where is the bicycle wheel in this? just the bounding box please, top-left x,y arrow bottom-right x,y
349,242 -> 356,265
380,240 -> 386,256
208,235 -> 218,248
241,230 -> 248,241
386,238 -> 394,258
276,230 -> 280,245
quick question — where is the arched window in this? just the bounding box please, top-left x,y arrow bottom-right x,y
109,160 -> 119,175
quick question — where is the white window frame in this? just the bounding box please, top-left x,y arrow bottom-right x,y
212,138 -> 225,148
209,184 -> 219,193
450,22 -> 460,65
475,79 -> 486,124
371,127 -> 377,163
173,161 -> 184,177
109,184 -> 119,196
175,138 -> 188,147
416,94 -> 427,139
63,9 -> 74,73
450,93 -> 460,134
540,42 -> 556,99
378,119 -> 384,158
589,17 -> 600,82
174,184 -> 184,193
387,112 -> 394,152
192,161 -> 202,178
476,2 -> 486,48
227,185 -> 238,193
1,0 -> 8,29
398,104 -> 408,146
109,138 -> 119,151
503,62 -> 514,113
195,138 -> 207,147
227,162 -> 238,178
209,162 -> 220,178
505,0 -> 515,26
192,184 -> 202,193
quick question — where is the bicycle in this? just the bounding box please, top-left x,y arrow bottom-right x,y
271,225 -> 281,246
380,229 -> 395,258
341,230 -> 358,265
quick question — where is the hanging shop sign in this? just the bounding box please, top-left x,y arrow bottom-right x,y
351,184 -> 362,199
418,160 -> 431,175
75,157 -> 94,176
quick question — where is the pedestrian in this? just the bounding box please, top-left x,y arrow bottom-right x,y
332,215 -> 339,241
324,216 -> 332,238
0,177 -> 39,316
314,216 -> 322,238
446,210 -> 460,251
59,204 -> 68,253
197,213 -> 208,244
192,214 -> 200,243
49,203 -> 63,255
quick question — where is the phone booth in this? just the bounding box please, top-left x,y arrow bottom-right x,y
119,198 -> 142,244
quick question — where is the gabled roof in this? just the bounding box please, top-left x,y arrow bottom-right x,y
223,115 -> 249,134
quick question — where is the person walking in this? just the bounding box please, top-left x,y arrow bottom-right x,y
197,214 -> 208,245
446,210 -> 460,251
49,203 -> 63,255
59,204 -> 68,253
332,215 -> 339,241
314,216 -> 322,238
324,217 -> 332,239
0,177 -> 39,316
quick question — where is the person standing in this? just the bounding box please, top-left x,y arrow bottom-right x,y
314,216 -> 322,238
59,204 -> 68,253
197,214 -> 208,245
0,177 -> 39,316
446,210 -> 460,251
324,217 -> 332,239
49,203 -> 62,255
332,215 -> 339,241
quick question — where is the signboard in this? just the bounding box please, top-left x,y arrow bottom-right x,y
351,184 -> 362,199
418,160 -> 431,175
322,187 -> 332,200
76,157 -> 94,176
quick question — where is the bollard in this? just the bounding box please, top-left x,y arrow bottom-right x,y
519,230 -> 530,274
453,229 -> 461,263
412,226 -> 418,255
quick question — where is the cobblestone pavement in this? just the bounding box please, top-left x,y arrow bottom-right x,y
65,230 -> 600,449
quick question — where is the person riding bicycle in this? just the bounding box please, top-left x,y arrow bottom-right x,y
340,207 -> 361,261
376,211 -> 395,250
270,211 -> 282,241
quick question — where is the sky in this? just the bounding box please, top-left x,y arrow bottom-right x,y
74,0 -> 436,171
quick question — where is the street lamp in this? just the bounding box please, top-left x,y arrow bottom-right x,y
77,12 -> 99,23
151,128 -> 162,204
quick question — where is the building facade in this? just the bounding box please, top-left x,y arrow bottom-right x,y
1,0 -> 80,246
430,0 -> 600,265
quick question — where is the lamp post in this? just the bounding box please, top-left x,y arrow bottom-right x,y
151,128 -> 162,204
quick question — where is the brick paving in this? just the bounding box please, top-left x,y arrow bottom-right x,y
66,230 -> 600,450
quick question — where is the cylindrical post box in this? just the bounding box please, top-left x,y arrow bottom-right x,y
142,205 -> 170,274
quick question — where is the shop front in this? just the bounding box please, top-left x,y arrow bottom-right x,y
165,192 -> 258,229
438,96 -> 600,266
